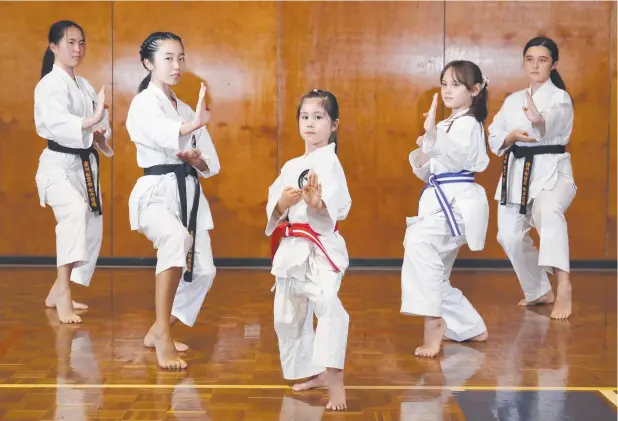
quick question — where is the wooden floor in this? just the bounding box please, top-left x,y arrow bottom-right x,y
0,267 -> 615,420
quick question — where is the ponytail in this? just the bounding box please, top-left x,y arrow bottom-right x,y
328,132 -> 338,154
550,69 -> 567,92
41,47 -> 55,79
138,72 -> 152,93
470,84 -> 488,123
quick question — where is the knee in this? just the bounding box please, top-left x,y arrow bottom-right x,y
532,202 -> 564,228
497,227 -> 523,251
159,227 -> 193,254
61,200 -> 89,225
316,294 -> 349,325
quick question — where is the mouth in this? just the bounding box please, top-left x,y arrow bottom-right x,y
171,74 -> 180,78
305,132 -> 316,136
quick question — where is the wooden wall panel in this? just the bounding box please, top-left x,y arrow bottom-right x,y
0,2 -> 113,256
111,1 -> 278,258
0,1 -> 613,263
278,1 -> 445,258
608,3 -> 617,260
445,1 -> 613,260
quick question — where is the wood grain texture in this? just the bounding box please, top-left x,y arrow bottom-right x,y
0,2 -> 113,256
278,1 -> 445,258
0,267 -> 614,419
111,1 -> 278,258
608,2 -> 616,259
444,1 -> 614,260
0,1 -> 614,262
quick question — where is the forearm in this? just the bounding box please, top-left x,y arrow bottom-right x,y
180,121 -> 202,136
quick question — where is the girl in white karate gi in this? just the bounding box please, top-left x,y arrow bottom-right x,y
401,60 -> 490,358
126,32 -> 220,370
266,89 -> 351,410
34,20 -> 112,324
488,36 -> 575,320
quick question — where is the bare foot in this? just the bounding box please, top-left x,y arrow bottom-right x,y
550,280 -> 572,320
324,369 -> 346,411
45,279 -> 88,310
415,317 -> 446,358
152,328 -> 187,370
54,285 -> 82,324
144,325 -> 188,352
518,290 -> 554,307
443,330 -> 488,342
292,371 -> 328,391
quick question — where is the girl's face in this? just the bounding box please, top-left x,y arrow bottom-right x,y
440,67 -> 476,112
298,98 -> 338,151
523,45 -> 556,85
145,39 -> 185,86
50,26 -> 85,69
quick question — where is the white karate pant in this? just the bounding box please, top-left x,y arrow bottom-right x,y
497,175 -> 576,302
273,252 -> 349,380
43,172 -> 103,287
139,204 -> 216,327
401,209 -> 487,341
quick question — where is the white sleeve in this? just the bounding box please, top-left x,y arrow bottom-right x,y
408,145 -> 431,183
530,91 -> 573,144
34,82 -> 85,148
81,79 -> 114,157
487,101 -> 510,156
307,160 -> 352,236
422,117 -> 481,172
265,170 -> 289,236
126,95 -> 183,151
193,127 -> 221,179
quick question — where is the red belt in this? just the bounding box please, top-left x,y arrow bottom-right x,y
271,222 -> 341,272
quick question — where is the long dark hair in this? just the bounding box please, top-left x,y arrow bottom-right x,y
296,89 -> 340,153
523,36 -> 568,93
440,60 -> 488,123
41,20 -> 84,79
137,31 -> 183,93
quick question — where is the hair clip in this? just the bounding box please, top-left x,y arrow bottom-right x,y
482,76 -> 490,89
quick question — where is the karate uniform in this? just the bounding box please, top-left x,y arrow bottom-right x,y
34,64 -> 112,286
401,109 -> 488,341
488,79 -> 576,302
265,143 -> 352,380
126,82 -> 220,327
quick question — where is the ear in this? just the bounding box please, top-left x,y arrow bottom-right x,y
551,60 -> 558,71
471,83 -> 481,98
331,118 -> 339,132
143,58 -> 154,72
49,43 -> 58,54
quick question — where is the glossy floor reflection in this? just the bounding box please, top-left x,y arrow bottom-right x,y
0,267 -> 615,420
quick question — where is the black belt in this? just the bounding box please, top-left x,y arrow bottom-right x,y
500,144 -> 566,215
47,139 -> 102,215
144,163 -> 200,282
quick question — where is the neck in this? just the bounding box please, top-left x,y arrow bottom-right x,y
450,105 -> 470,117
153,78 -> 173,100
530,78 -> 548,94
55,62 -> 76,79
304,141 -> 328,155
